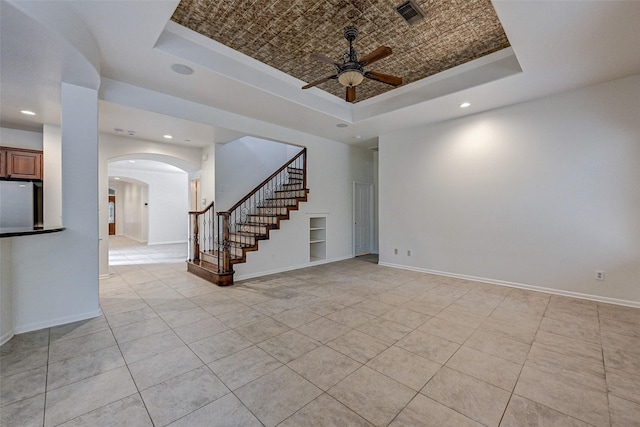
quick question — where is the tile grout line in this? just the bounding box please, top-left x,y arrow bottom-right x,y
410,286 -> 512,427
596,301 -> 613,427
42,327 -> 51,427
496,293 -> 551,427
101,273 -> 171,427
126,271 -> 283,426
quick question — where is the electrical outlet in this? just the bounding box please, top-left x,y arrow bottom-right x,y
407,250 -> 411,256
394,248 -> 398,255
595,270 -> 605,281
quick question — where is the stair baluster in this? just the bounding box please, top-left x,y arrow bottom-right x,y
188,201 -> 214,263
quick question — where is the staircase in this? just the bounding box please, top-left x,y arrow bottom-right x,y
186,149 -> 308,286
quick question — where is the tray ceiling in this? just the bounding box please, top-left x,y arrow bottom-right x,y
171,0 -> 510,102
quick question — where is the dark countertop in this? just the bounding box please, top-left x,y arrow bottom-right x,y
0,226 -> 65,238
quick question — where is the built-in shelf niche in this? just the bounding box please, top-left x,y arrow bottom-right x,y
309,216 -> 326,262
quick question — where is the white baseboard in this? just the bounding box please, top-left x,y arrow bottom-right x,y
234,255 -> 353,282
379,262 -> 640,309
13,309 -> 103,335
116,234 -> 146,243
147,240 -> 187,246
0,330 -> 14,346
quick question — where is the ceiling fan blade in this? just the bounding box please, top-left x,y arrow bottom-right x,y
365,71 -> 403,87
310,53 -> 341,68
358,46 -> 392,66
302,74 -> 337,89
346,86 -> 356,103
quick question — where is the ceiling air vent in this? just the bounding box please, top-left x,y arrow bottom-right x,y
396,0 -> 426,25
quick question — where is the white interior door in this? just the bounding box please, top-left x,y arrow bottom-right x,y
354,182 -> 374,256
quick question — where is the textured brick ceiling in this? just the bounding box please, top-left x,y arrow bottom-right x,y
171,0 -> 510,102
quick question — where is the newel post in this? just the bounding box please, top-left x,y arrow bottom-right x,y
220,212 -> 231,273
192,213 -> 200,262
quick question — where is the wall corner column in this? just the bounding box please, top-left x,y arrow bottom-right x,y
11,82 -> 101,332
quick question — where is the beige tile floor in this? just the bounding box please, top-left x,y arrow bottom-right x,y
2,236 -> 640,426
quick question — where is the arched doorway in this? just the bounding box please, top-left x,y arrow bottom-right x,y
107,158 -> 193,270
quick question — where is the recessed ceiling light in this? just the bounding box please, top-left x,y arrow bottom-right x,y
171,64 -> 194,75
163,134 -> 173,139
460,102 -> 471,108
128,160 -> 136,163
336,123 -> 348,128
114,177 -> 120,180
20,110 -> 36,115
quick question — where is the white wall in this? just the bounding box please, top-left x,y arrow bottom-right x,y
373,150 -> 379,253
43,125 -> 63,227
198,144 -> 215,210
379,74 -> 640,305
215,136 -> 295,211
108,164 -> 188,245
0,127 -> 42,150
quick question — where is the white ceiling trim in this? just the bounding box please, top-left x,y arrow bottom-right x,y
156,21 -> 353,122
354,47 -> 521,121
99,78 -> 343,149
109,159 -> 189,175
155,21 -> 522,125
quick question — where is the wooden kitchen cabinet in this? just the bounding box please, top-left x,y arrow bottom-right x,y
0,150 -> 5,178
0,147 -> 43,180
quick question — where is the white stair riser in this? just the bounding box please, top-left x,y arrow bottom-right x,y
257,207 -> 288,215
281,184 -> 303,190
238,224 -> 269,234
248,216 -> 279,224
230,245 -> 244,257
263,199 -> 298,207
274,190 -> 306,199
229,234 -> 257,245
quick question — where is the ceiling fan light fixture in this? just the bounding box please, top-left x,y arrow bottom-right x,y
338,69 -> 364,87
304,27 -> 400,101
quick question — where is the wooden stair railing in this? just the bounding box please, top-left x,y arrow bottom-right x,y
188,201 -> 215,263
217,148 -> 307,275
187,148 -> 307,286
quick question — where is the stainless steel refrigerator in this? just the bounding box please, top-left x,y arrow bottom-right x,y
0,181 -> 34,228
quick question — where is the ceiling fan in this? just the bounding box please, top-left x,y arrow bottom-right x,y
302,27 -> 403,103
